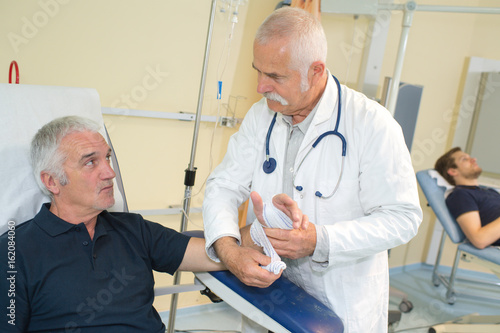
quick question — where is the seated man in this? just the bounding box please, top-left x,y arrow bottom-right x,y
435,147 -> 500,249
0,116 -> 297,332
0,116 -> 224,332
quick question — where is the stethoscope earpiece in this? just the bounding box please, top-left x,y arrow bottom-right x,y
263,157 -> 277,174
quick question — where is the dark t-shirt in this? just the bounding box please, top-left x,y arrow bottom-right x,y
446,185 -> 500,246
0,203 -> 191,332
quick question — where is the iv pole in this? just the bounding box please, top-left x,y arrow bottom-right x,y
167,0 -> 218,332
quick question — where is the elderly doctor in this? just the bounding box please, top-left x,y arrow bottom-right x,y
203,7 -> 422,333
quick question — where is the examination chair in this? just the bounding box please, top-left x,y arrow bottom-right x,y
416,169 -> 500,332
0,83 -> 344,333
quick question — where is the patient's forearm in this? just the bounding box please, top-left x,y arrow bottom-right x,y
474,217 -> 500,249
458,212 -> 500,249
240,224 -> 264,252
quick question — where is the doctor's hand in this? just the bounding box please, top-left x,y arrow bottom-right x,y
264,223 -> 317,260
213,236 -> 281,288
251,191 -> 309,230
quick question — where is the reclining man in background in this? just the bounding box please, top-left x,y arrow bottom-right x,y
0,116 -> 302,332
435,147 -> 500,249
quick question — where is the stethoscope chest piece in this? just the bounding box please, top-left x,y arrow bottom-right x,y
263,157 -> 277,174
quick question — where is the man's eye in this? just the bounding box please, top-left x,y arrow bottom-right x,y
85,160 -> 94,166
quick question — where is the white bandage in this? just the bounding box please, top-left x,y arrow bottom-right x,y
250,202 -> 293,274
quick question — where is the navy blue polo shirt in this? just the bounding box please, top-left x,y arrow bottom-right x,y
0,203 -> 191,332
446,185 -> 500,246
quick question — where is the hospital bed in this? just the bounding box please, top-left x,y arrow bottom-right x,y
416,169 -> 500,332
0,83 -> 344,333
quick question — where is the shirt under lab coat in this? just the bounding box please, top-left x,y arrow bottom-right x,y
203,73 -> 423,333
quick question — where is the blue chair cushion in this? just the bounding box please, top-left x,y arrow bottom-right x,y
209,270 -> 344,333
183,230 -> 344,332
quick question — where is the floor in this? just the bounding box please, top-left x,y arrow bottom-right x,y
387,265 -> 500,332
162,265 -> 500,333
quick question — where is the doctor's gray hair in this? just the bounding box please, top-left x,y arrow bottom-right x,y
31,116 -> 102,198
255,7 -> 327,90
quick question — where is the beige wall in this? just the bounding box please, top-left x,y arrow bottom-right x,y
2,0 -> 500,312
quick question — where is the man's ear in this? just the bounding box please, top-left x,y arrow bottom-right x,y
447,168 -> 458,178
40,172 -> 60,196
309,61 -> 326,85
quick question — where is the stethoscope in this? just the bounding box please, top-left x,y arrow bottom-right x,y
262,75 -> 346,199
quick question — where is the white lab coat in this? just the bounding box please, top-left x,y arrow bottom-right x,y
203,73 -> 422,333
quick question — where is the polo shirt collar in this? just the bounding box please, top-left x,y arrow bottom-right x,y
95,211 -> 115,235
34,203 -> 113,237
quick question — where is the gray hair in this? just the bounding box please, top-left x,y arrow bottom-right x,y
255,7 -> 327,89
31,116 -> 102,197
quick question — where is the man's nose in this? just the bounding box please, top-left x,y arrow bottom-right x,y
101,161 -> 116,180
256,75 -> 273,95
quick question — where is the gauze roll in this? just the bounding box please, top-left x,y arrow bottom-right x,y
250,202 -> 293,274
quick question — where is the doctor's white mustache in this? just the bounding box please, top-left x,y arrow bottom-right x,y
263,92 -> 289,106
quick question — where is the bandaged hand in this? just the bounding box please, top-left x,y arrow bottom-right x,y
251,192 -> 309,230
249,192 -> 312,273
250,202 -> 291,274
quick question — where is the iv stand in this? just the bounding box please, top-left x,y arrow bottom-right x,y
167,0 -> 218,332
